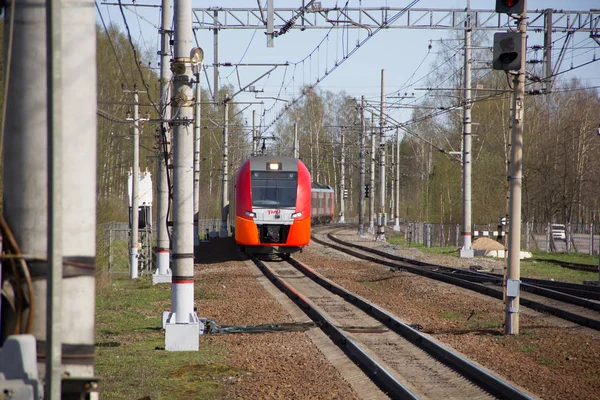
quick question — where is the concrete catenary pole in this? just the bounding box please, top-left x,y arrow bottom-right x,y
339,131 -> 346,223
130,88 -> 140,279
358,96 -> 366,236
193,54 -> 202,246
369,113 -> 376,234
3,0 -> 98,393
46,0 -> 63,396
505,1 -> 528,336
220,100 -> 230,237
394,127 -> 401,231
460,5 -> 474,258
544,9 -> 553,93
213,10 -> 219,105
155,0 -> 173,280
58,0 -> 97,386
293,122 -> 299,159
377,69 -> 386,240
166,0 -> 200,350
253,110 -> 258,156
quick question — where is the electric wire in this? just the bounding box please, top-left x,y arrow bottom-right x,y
117,0 -> 161,116
96,1 -> 133,88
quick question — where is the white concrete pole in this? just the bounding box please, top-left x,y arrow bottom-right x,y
4,0 -> 97,390
253,110 -> 258,156
193,62 -> 202,246
220,100 -> 230,237
369,113 -> 376,234
46,0 -> 63,396
358,96 -> 366,236
394,127 -> 400,231
168,0 -> 199,344
155,0 -> 172,280
59,0 -> 98,382
377,69 -> 386,240
505,1 -> 528,336
293,122 -> 299,159
460,7 -> 475,258
339,131 -> 346,223
130,89 -> 140,279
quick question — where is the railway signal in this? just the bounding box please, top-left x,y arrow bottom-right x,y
364,184 -> 370,198
343,189 -> 349,199
495,0 -> 524,14
493,32 -> 522,71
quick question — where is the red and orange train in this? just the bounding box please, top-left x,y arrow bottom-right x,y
234,155 -> 334,256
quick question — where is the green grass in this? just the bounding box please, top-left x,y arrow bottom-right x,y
96,276 -> 239,400
521,252 -> 599,283
531,251 -> 599,265
538,358 -> 558,367
439,311 -> 462,320
387,234 -> 458,257
386,234 -> 599,284
516,344 -> 536,353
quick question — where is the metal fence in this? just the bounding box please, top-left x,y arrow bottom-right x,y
400,221 -> 600,255
97,219 -> 226,274
98,222 -> 154,274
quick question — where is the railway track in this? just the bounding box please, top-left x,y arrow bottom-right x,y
312,226 -> 600,331
250,253 -> 534,399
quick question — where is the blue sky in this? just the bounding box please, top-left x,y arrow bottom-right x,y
97,0 -> 600,132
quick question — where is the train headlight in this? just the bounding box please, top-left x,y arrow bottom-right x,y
245,211 -> 256,218
291,211 -> 303,219
267,162 -> 281,170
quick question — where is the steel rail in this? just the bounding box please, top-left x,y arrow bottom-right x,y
311,229 -> 600,330
251,256 -> 417,399
253,254 -> 534,399
321,228 -> 600,307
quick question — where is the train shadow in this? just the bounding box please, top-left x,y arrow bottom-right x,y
194,236 -> 241,264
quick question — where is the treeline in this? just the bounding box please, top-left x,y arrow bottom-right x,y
272,36 -> 600,226
4,21 -> 597,227
96,23 -> 249,224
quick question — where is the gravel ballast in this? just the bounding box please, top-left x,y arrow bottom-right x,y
195,231 -> 600,400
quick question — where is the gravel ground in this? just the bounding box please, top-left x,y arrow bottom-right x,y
194,239 -> 360,399
196,230 -> 600,400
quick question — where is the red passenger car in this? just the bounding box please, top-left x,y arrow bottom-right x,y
311,182 -> 335,224
234,156 -> 312,255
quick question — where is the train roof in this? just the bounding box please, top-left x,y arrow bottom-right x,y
249,155 -> 301,172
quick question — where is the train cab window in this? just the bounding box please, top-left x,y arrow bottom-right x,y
251,171 -> 297,208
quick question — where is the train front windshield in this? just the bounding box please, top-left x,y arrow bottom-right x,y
251,171 -> 297,208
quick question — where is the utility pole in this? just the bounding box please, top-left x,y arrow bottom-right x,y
47,1 -> 63,396
377,69 -> 386,240
129,88 -> 140,279
165,0 -> 201,351
213,10 -> 219,105
2,0 -> 98,395
389,141 -> 394,218
155,0 -> 172,283
193,49 -> 203,246
543,9 -> 553,93
460,3 -> 474,258
293,122 -> 299,159
369,113 -> 376,234
253,110 -> 258,156
220,99 -> 230,237
394,127 -> 401,231
505,0 -> 528,336
358,96 -> 366,236
339,130 -> 346,223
